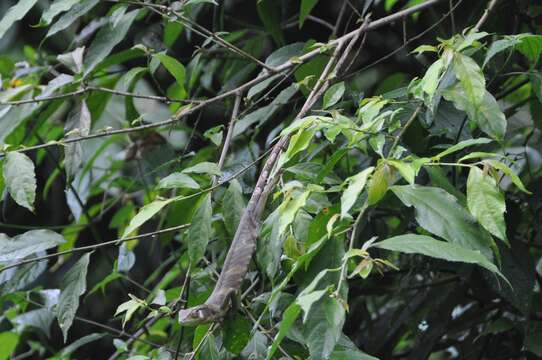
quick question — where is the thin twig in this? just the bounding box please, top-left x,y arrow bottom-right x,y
387,105 -> 422,157
0,224 -> 190,274
474,0 -> 499,31
0,0 -> 444,158
215,91 -> 243,182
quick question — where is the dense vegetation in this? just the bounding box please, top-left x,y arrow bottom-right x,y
0,0 -> 541,359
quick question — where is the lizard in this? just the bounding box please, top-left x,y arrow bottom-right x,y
178,136 -> 288,326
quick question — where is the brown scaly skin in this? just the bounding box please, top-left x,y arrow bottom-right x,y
178,137 -> 287,326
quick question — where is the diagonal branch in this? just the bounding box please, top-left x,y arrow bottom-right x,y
0,0 -> 443,159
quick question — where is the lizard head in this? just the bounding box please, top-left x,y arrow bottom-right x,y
178,304 -> 224,326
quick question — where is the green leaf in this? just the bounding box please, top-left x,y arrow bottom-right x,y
57,253 -> 91,342
421,58 -> 444,103
453,53 -> 486,106
531,72 -> 542,104
387,160 -> 416,185
330,335 -> 379,360
517,34 -> 542,66
483,36 -> 522,67
46,0 -> 99,38
302,296 -> 345,360
257,0 -> 285,46
115,296 -> 144,329
59,333 -> 105,357
0,230 -> 65,263
299,0 -> 320,28
153,53 -> 187,98
0,0 -> 38,42
411,44 -> 438,54
524,333 -> 542,356
483,159 -> 531,194
467,166 -> 507,243
64,100 -> 92,182
340,167 -> 374,218
444,84 -> 506,140
367,164 -> 389,206
187,194 -> 213,264
432,137 -> 493,160
391,185 -> 495,258
38,0 -> 80,27
0,332 -> 19,360
222,180 -> 245,236
84,9 -> 139,76
223,314 -> 251,355
3,152 -> 36,211
158,173 -> 200,190
278,125 -> 317,169
203,125 -> 223,146
375,234 -> 506,281
265,303 -> 301,360
182,162 -> 221,176
12,308 -> 55,338
122,200 -> 171,238
323,82 -> 346,109
278,190 -> 311,235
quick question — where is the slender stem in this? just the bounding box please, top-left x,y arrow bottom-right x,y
474,0 -> 499,31
337,202 -> 368,295
0,0 -> 444,158
0,224 -> 190,274
215,91 -> 243,184
387,105 -> 422,158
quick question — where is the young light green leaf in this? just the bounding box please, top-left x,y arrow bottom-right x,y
0,230 -> 65,263
421,59 -> 444,103
153,53 -> 187,98
265,303 -> 301,360
323,82 -> 346,109
467,166 -> 507,243
517,34 -> 542,66
4,152 -> 36,211
367,164 -> 389,206
158,173 -> 200,190
57,253 -> 91,342
484,159 -> 531,194
203,125 -> 223,146
391,185 -> 495,259
374,234 -> 507,282
277,125 -> 317,169
340,167 -> 374,218
299,0 -> 320,28
432,138 -> 493,160
411,44 -> 438,55
122,200 -> 171,238
83,9 -> 139,76
453,53 -> 486,106
278,190 -> 311,235
0,0 -> 38,42
0,332 -> 19,360
115,297 -> 144,329
187,194 -> 213,264
182,162 -> 221,176
387,160 -> 416,185
46,0 -> 99,39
